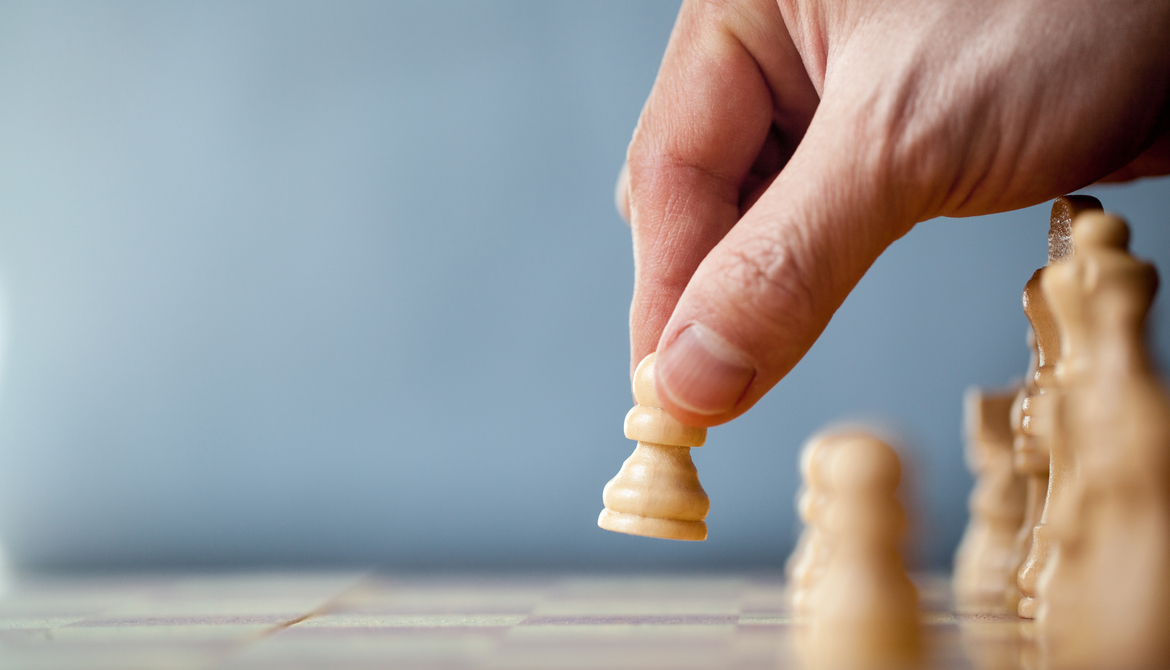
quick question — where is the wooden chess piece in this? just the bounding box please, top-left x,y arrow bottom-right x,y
1015,195 -> 1101,618
1046,194 -> 1102,264
953,386 -> 1026,613
1004,328 -> 1046,612
803,432 -> 921,670
598,353 -> 710,540
787,430 -> 847,614
1035,212 -> 1169,670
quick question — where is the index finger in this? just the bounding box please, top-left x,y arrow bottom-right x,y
624,0 -> 815,375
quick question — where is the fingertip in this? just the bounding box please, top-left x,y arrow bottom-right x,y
655,322 -> 757,426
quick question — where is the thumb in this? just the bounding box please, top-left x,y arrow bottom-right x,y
654,103 -> 915,426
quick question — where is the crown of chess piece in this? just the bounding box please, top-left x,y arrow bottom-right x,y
1035,212 -> 1170,670
786,430 -> 849,615
1015,195 -> 1102,618
597,353 -> 710,541
802,431 -> 921,670
953,386 -> 1026,614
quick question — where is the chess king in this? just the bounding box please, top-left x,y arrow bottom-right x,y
598,353 -> 710,541
1015,194 -> 1102,618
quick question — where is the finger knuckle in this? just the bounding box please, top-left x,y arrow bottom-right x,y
717,232 -> 819,333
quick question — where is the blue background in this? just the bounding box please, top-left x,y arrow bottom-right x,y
1,1 -> 1168,570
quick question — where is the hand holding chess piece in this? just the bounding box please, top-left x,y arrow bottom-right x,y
617,0 -> 1170,432
598,353 -> 710,540
799,430 -> 921,670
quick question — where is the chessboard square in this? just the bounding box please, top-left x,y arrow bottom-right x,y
330,574 -> 549,615
530,600 -> 740,617
68,614 -> 292,627
335,588 -> 544,615
0,576 -> 166,619
551,575 -> 749,599
98,572 -> 365,620
486,637 -> 737,670
503,621 -> 736,643
736,613 -> 795,626
0,647 -> 226,670
52,622 -> 273,642
296,613 -> 527,628
219,627 -> 497,670
0,616 -> 88,631
735,583 -> 787,614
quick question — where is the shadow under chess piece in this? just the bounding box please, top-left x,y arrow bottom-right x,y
1036,212 -> 1170,670
954,386 -> 1025,614
598,353 -> 709,541
802,432 -> 921,670
1016,194 -> 1102,618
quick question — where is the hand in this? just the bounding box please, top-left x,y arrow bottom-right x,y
618,0 -> 1170,426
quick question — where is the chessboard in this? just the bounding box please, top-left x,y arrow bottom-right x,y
0,571 -> 1025,669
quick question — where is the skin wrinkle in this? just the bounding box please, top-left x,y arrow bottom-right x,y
629,160 -> 739,233
640,172 -> 735,264
777,0 -> 829,91
729,160 -> 856,322
932,15 -> 1029,216
897,65 -> 996,220
719,227 -> 818,333
989,11 -> 1098,202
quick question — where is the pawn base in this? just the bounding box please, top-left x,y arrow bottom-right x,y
597,509 -> 707,541
1018,596 -> 1038,619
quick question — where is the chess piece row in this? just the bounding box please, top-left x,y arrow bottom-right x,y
955,198 -> 1170,669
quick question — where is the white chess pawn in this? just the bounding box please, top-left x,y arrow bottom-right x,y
954,387 -> 1026,613
1005,328 -> 1049,612
786,431 -> 848,614
803,432 -> 921,670
598,353 -> 710,540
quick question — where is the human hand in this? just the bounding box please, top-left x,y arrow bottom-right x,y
618,0 -> 1170,426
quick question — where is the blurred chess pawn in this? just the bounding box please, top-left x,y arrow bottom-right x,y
953,386 -> 1026,613
802,432 -> 921,670
1037,212 -> 1170,670
1004,328 -> 1049,612
598,353 -> 710,541
786,431 -> 847,614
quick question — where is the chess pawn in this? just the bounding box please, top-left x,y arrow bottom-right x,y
1015,194 -> 1101,618
1036,212 -> 1170,670
953,386 -> 1026,613
786,441 -> 818,579
1004,328 -> 1048,612
803,432 -> 921,670
786,430 -> 847,614
598,353 -> 710,541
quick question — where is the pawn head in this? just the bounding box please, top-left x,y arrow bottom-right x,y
825,433 -> 902,496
